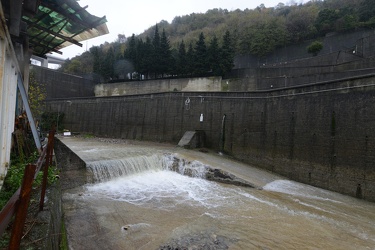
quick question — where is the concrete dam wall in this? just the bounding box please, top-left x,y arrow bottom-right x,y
45,75 -> 375,201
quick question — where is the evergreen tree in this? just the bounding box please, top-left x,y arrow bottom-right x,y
177,40 -> 187,76
186,42 -> 195,76
124,34 -> 137,79
138,37 -> 153,79
103,47 -> 115,80
90,46 -> 105,81
220,31 -> 235,75
207,36 -> 221,75
152,25 -> 161,78
194,32 -> 209,76
169,48 -> 178,77
160,29 -> 172,77
135,38 -> 144,79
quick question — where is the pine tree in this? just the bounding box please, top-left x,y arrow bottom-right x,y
138,37 -> 153,79
160,29 -> 172,77
177,40 -> 187,76
152,25 -> 161,78
208,36 -> 221,75
186,42 -> 195,76
124,34 -> 137,79
135,38 -> 144,79
220,31 -> 235,75
194,32 -> 209,76
103,47 -> 115,80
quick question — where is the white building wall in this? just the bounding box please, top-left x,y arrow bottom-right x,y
0,36 -> 18,184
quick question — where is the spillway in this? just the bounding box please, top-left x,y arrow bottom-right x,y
59,137 -> 375,250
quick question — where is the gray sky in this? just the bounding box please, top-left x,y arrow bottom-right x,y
56,0 -> 305,59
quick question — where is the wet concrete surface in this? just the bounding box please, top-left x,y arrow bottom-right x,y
58,136 -> 375,250
58,136 -> 282,249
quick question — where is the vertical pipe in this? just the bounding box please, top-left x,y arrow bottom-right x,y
219,114 -> 226,152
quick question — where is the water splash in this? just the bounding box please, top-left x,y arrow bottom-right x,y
87,154 -> 165,182
87,153 -> 210,183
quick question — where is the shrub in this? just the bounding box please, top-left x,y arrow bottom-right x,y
307,41 -> 323,56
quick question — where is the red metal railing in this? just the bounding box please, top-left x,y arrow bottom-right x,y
0,129 -> 55,249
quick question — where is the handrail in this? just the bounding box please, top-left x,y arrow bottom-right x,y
0,128 -> 55,249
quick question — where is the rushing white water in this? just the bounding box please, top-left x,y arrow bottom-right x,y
60,137 -> 375,250
87,153 -> 209,182
87,154 -> 167,182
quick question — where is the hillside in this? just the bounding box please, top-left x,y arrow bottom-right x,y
59,0 -> 375,81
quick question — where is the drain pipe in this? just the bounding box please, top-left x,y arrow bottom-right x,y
219,114 -> 226,153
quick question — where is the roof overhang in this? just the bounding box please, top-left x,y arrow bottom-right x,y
2,0 -> 109,57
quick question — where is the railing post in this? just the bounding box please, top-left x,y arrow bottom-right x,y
8,164 -> 36,250
39,129 -> 55,211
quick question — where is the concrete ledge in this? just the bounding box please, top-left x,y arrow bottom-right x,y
54,138 -> 93,190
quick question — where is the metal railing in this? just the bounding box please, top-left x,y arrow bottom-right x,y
0,128 -> 55,249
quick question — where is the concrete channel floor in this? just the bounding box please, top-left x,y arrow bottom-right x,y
56,137 -> 375,250
58,136 -> 285,249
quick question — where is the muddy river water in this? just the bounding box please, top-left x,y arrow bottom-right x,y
59,137 -> 375,250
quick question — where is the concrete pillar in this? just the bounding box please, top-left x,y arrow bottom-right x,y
0,38 -> 18,184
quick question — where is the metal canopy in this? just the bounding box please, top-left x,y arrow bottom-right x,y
22,0 -> 109,57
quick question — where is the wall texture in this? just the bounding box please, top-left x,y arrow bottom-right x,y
32,66 -> 95,98
94,77 -> 222,96
234,29 -> 375,69
227,53 -> 375,91
46,75 -> 375,202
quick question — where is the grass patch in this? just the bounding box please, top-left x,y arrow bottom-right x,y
83,134 -> 95,139
0,152 -> 58,210
59,219 -> 69,250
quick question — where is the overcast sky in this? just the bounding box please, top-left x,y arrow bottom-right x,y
55,0 -> 305,59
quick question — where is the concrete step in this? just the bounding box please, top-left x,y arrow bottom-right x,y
178,131 -> 205,149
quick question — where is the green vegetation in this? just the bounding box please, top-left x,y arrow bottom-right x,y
41,112 -> 64,132
83,134 -> 95,139
60,219 -> 69,250
28,71 -> 46,122
307,41 -> 323,56
0,152 -> 58,210
94,27 -> 235,81
59,0 -> 375,80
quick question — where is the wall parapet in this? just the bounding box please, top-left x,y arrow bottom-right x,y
94,77 -> 222,97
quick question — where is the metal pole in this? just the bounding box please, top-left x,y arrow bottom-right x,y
8,164 -> 36,249
17,74 -> 42,151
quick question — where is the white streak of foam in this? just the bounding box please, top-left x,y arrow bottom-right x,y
263,180 -> 344,203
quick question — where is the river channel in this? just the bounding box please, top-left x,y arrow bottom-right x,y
59,137 -> 375,250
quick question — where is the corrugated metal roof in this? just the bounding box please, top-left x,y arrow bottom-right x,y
22,0 -> 108,56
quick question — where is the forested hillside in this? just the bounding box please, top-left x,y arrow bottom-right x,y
59,0 -> 375,81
